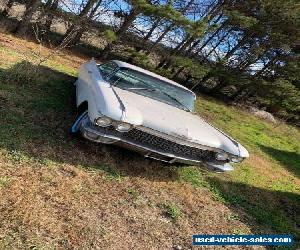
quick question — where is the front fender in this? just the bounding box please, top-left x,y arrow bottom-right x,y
78,60 -> 124,122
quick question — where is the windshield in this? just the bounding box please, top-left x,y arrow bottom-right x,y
102,67 -> 195,111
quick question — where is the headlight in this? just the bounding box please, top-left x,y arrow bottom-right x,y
216,152 -> 229,161
95,116 -> 112,127
115,122 -> 132,132
231,156 -> 244,163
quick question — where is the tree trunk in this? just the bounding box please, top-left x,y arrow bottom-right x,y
176,36 -> 194,54
206,0 -> 225,19
195,21 -> 227,54
208,78 -> 229,94
43,0 -> 59,37
150,23 -> 173,49
62,0 -> 99,45
143,18 -> 161,42
149,0 -> 195,51
89,0 -> 102,18
15,0 -> 41,37
238,56 -> 254,70
223,32 -> 252,60
157,36 -> 194,69
204,28 -> 233,58
189,1 -> 224,55
191,71 -> 213,90
186,39 -> 200,55
172,67 -> 184,78
115,10 -> 138,38
44,0 -> 53,8
171,36 -> 190,54
255,57 -> 277,77
180,0 -> 195,13
79,0 -> 98,18
101,9 -> 139,59
238,49 -> 267,71
230,86 -> 255,102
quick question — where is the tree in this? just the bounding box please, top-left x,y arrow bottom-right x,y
15,0 -> 41,37
41,0 -> 60,37
62,0 -> 101,45
157,18 -> 208,69
146,0 -> 194,51
100,0 -> 188,58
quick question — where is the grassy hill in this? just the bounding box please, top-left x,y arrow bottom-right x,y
0,32 -> 299,249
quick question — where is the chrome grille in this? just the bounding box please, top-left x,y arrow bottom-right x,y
92,124 -> 216,162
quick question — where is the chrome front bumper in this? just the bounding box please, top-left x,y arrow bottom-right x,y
79,117 -> 234,172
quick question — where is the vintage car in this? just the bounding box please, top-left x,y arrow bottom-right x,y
70,59 -> 249,172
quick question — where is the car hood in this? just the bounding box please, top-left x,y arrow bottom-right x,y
113,87 -> 248,157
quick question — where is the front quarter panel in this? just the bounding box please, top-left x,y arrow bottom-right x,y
77,60 -> 124,122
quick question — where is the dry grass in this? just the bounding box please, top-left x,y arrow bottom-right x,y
0,160 -> 254,249
0,32 -> 299,249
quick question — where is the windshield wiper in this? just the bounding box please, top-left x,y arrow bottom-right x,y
159,91 -> 190,112
125,87 -> 156,91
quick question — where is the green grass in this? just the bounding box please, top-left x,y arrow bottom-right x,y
104,167 -> 124,181
161,202 -> 181,221
177,166 -> 209,188
0,176 -> 11,188
184,97 -> 300,243
126,187 -> 140,199
196,98 -> 300,162
0,33 -> 299,248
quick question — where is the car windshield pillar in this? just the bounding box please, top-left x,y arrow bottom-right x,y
98,62 -> 119,82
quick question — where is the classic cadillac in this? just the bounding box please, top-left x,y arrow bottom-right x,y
70,59 -> 249,172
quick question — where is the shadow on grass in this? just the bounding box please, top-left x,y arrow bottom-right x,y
0,61 -> 179,182
1,61 -> 299,245
206,177 -> 300,244
259,145 -> 300,179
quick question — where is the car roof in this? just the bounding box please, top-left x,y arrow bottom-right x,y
112,60 -> 196,97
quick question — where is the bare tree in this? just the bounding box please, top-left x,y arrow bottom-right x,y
15,0 -> 41,37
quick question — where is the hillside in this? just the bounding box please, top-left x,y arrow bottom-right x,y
0,32 -> 299,249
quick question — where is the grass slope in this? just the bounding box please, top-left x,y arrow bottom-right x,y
0,33 -> 299,249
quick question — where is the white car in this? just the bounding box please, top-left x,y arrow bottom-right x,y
70,59 -> 249,172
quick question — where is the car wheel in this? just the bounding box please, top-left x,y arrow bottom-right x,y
69,110 -> 88,136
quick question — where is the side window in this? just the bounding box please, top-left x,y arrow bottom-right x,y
98,62 -> 118,80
